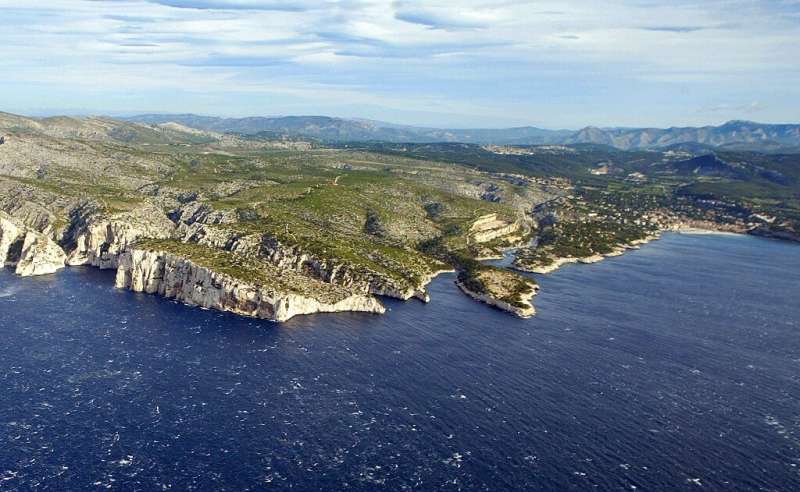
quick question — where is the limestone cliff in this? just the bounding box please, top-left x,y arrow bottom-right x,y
0,212 -> 66,276
258,235 -> 433,301
15,231 -> 67,276
65,204 -> 175,269
470,222 -> 520,244
176,220 -> 437,302
469,214 -> 521,244
115,248 -> 386,322
0,213 -> 24,267
169,202 -> 237,226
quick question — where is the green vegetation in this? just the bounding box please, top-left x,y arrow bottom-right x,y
354,142 -> 799,242
513,189 -> 662,271
134,239 -> 355,302
3,111 -> 797,320
456,257 -> 536,309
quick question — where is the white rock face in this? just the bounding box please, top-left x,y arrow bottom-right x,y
1,212 -> 66,276
470,221 -> 520,244
14,231 -> 67,276
0,213 -> 24,267
3,199 -> 447,319
66,205 -> 174,269
258,235 -> 441,301
115,248 -> 386,322
177,221 -> 438,302
67,221 -> 137,268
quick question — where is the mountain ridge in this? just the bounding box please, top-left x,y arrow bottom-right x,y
121,114 -> 800,152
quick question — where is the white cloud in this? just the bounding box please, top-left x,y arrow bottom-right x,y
698,100 -> 766,114
0,0 -> 798,126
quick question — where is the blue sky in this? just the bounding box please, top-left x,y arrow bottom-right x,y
1,0 -> 798,128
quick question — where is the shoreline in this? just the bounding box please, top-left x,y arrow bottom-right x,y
513,232 -> 661,275
511,222 -> 782,276
455,279 -> 536,319
513,224 -> 744,275
666,226 -> 743,236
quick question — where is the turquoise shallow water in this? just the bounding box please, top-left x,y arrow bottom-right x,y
0,233 -> 799,490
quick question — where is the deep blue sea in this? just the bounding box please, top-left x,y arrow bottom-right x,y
1,233 -> 799,491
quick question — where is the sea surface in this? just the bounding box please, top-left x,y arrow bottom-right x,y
0,233 -> 799,491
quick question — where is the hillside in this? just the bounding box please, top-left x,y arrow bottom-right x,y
2,110 -> 797,322
0,111 -> 549,320
346,141 -> 800,242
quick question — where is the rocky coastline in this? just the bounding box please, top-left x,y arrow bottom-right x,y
0,203 -> 453,322
455,278 -> 537,318
116,247 -> 385,322
1,212 -> 67,276
512,219 -> 774,276
5,197 -> 793,322
512,234 -> 659,274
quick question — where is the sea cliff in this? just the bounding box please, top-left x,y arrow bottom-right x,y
116,247 -> 386,322
177,220 -> 441,302
1,204 -> 393,321
65,204 -> 175,269
0,212 -> 66,276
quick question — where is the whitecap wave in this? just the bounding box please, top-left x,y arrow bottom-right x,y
0,287 -> 19,298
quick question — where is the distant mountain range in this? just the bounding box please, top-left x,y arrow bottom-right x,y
124,114 -> 800,152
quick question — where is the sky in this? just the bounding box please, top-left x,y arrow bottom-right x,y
0,0 -> 798,129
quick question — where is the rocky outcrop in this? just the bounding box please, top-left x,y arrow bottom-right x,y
176,220 -> 436,302
257,235 -> 433,301
15,231 -> 67,276
1,200 -> 59,235
0,213 -> 25,268
468,213 -> 521,244
471,222 -> 520,243
176,221 -> 252,254
168,202 -> 237,226
455,279 -> 537,318
0,212 -> 66,276
65,204 -> 175,269
749,225 -> 800,243
115,248 -> 385,322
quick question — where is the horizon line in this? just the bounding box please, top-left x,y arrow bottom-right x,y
3,109 -> 797,132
